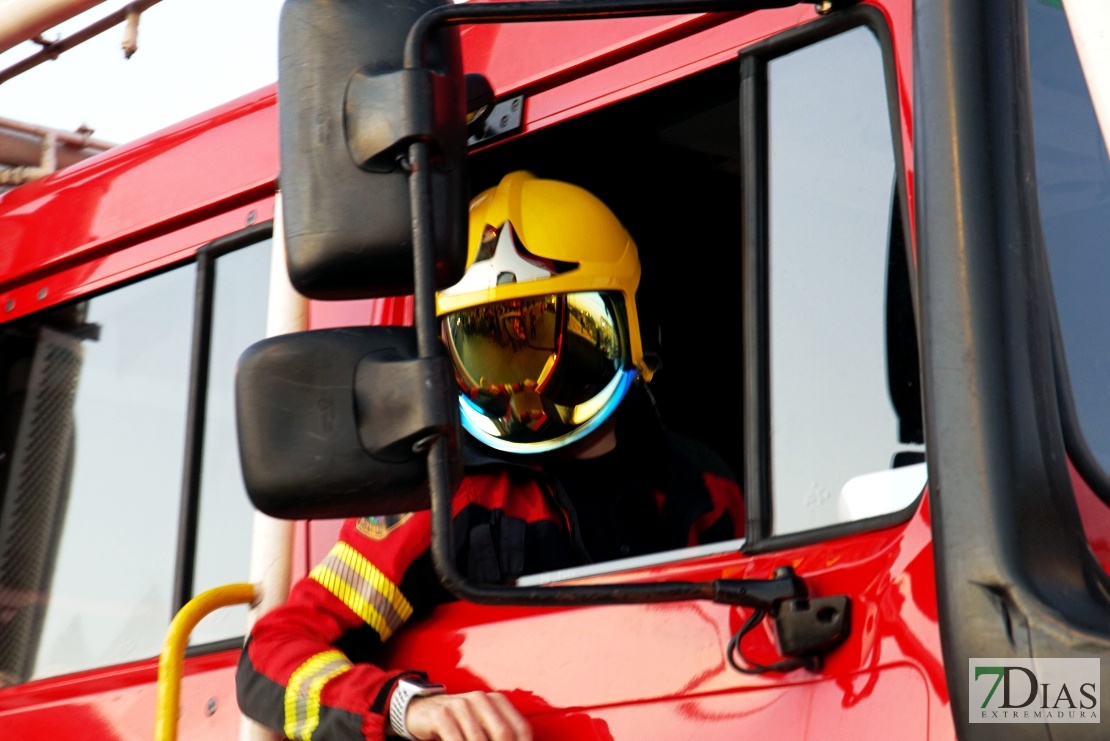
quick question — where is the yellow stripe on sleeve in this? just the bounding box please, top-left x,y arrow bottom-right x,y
309,541 -> 414,642
284,650 -> 351,740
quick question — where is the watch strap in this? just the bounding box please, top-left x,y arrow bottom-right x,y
388,678 -> 446,739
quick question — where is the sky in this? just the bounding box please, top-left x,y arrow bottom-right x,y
0,0 -> 284,146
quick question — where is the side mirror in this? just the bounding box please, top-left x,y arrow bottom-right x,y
235,327 -> 460,519
278,0 -> 467,299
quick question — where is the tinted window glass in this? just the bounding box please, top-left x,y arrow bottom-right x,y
1028,1 -> 1110,475
0,266 -> 194,682
767,26 -> 923,535
0,236 -> 271,686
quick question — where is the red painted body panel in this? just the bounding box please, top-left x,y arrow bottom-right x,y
0,87 -> 279,322
379,492 -> 952,739
0,650 -> 240,740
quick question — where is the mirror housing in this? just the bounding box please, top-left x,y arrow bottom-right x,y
236,327 -> 460,519
278,0 -> 468,299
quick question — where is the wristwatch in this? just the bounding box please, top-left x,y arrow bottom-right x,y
388,678 -> 447,740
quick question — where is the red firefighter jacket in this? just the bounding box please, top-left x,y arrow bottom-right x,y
236,432 -> 743,740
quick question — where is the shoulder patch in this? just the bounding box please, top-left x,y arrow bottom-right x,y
356,514 -> 413,540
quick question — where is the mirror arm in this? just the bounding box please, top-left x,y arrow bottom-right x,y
409,140 -> 442,360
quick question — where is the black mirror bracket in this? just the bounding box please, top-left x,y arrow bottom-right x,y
347,68 -> 461,173
725,566 -> 851,676
355,353 -> 459,461
775,593 -> 851,657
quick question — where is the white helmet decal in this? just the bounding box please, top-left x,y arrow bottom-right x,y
439,221 -> 578,297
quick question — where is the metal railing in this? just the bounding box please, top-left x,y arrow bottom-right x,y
154,582 -> 256,741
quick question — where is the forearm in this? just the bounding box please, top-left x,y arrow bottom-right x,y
237,624 -> 415,740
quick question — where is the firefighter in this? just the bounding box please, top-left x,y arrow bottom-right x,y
236,171 -> 744,741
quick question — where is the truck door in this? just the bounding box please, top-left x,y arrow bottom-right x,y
376,7 -> 951,738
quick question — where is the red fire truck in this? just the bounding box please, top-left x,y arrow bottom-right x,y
1,0 -> 1109,739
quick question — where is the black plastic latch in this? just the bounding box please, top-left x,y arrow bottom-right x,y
724,566 -> 851,675
774,595 -> 851,659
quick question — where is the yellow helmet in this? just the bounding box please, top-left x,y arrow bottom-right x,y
436,171 -> 649,454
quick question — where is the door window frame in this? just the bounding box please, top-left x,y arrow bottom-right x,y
738,5 -> 919,552
174,222 -> 272,622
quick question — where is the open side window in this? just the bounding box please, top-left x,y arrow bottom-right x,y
741,8 -> 921,547
0,228 -> 270,686
464,5 -> 915,581
469,62 -> 746,586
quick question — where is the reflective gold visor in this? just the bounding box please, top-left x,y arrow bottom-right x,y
442,292 -> 636,452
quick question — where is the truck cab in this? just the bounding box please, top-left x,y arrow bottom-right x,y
0,1 -> 1108,739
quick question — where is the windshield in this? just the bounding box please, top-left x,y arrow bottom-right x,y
1029,0 -> 1110,478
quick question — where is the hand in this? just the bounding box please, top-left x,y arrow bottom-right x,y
404,691 -> 533,741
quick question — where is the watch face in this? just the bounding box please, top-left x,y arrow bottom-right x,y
411,680 -> 447,694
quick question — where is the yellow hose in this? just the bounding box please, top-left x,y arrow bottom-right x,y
154,582 -> 257,741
